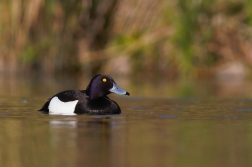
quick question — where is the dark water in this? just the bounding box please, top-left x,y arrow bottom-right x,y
0,77 -> 252,167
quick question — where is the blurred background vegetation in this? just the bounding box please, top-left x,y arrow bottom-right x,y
1,0 -> 252,80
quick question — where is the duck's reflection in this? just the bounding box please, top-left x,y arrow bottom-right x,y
50,119 -> 77,128
49,116 -> 114,129
49,116 -> 125,167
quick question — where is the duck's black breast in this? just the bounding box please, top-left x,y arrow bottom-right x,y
78,97 -> 121,115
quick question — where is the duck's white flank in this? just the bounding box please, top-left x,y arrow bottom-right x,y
48,96 -> 78,115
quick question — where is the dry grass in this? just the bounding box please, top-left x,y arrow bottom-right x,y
0,0 -> 252,79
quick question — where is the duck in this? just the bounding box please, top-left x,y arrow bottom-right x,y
38,74 -> 130,115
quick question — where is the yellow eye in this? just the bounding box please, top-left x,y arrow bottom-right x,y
102,78 -> 107,82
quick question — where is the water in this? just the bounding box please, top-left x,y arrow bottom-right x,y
0,77 -> 252,167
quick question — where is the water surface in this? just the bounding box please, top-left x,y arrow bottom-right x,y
0,77 -> 252,167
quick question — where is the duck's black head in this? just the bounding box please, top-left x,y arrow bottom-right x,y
86,74 -> 130,99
